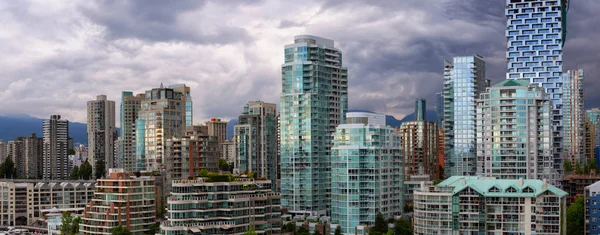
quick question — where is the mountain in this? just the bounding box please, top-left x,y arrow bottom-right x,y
223,110 -> 438,139
0,114 -> 88,145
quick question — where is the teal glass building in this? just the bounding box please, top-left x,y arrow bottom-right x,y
331,112 -> 403,234
279,35 -> 348,216
443,55 -> 489,177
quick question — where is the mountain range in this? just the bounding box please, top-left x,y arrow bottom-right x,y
0,110 -> 437,145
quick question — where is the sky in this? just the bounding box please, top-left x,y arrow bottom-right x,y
0,0 -> 599,124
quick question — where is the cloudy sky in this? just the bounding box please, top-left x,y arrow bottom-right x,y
0,0 -> 599,124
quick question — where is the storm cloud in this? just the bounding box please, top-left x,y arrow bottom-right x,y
0,0 -> 598,124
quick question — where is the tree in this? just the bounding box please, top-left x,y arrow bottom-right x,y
147,223 -> 159,235
567,197 -> 584,235
95,159 -> 106,179
438,165 -> 445,180
79,160 -> 93,180
112,225 -> 132,235
313,229 -> 321,235
393,218 -> 413,235
564,160 -> 574,173
70,166 -> 80,179
283,222 -> 296,233
67,148 -> 76,155
219,159 -> 231,172
0,157 -> 16,179
296,227 -> 310,235
334,226 -> 342,235
59,211 -> 79,235
575,162 -> 584,174
244,225 -> 258,235
371,212 -> 388,235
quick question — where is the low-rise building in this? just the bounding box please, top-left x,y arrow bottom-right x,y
0,180 -> 95,226
80,169 -> 155,235
561,173 -> 600,206
585,180 -> 600,235
414,176 -> 567,235
160,176 -> 282,234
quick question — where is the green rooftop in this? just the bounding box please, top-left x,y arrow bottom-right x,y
436,176 -> 568,198
492,79 -> 530,87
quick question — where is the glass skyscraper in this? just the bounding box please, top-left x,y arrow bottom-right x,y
506,0 -> 570,178
331,112 -> 403,234
443,55 -> 489,177
280,35 -> 348,216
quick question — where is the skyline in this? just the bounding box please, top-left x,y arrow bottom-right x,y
1,0 -> 599,125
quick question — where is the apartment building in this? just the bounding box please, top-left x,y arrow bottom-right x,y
160,176 -> 282,235
0,180 -> 95,226
80,169 -> 155,235
414,176 -> 567,235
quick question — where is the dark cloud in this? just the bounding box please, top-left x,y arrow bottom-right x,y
0,0 -> 599,123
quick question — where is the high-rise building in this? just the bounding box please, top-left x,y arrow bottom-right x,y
414,176 -> 567,235
119,91 -> 144,172
399,100 -> 438,181
585,117 -> 596,161
80,169 -> 155,235
0,142 -> 6,164
588,108 -> 600,146
206,118 -> 227,148
233,101 -> 278,191
87,95 -> 116,178
161,176 -> 281,235
164,125 -> 219,190
443,55 -> 489,177
330,112 -> 403,234
43,115 -> 70,180
435,92 -> 444,128
167,84 -> 193,127
415,99 -> 426,121
136,85 -> 187,171
220,140 -> 236,163
562,69 -> 585,165
476,80 -> 554,180
23,134 -> 42,179
506,0 -> 570,178
280,35 -> 348,216
7,139 -> 24,178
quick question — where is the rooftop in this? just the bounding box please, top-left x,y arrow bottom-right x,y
435,176 -> 568,198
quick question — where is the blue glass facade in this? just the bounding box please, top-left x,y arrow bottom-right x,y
506,0 -> 568,179
443,55 -> 489,177
280,35 -> 348,216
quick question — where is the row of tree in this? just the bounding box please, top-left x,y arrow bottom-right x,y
70,159 -> 106,180
60,211 -> 137,235
0,158 -> 16,179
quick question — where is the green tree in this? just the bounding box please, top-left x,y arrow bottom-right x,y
95,159 -> 106,179
296,227 -> 310,235
284,222 -> 296,233
313,229 -> 321,235
219,159 -> 231,172
564,160 -> 574,173
439,165 -> 445,179
334,226 -> 342,235
0,157 -> 16,179
244,225 -> 258,235
575,162 -> 584,174
567,197 -> 584,235
371,212 -> 388,235
393,218 -> 413,235
199,169 -> 209,177
147,223 -> 159,235
59,211 -> 79,235
79,160 -> 93,180
112,225 -> 132,235
70,166 -> 80,179
67,148 -> 76,155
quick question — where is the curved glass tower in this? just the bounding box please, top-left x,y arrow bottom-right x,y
279,35 -> 348,216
